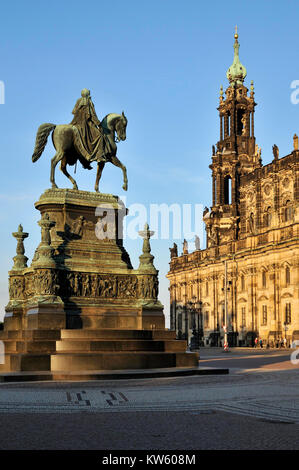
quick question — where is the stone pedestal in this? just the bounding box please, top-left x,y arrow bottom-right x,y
0,189 -> 198,374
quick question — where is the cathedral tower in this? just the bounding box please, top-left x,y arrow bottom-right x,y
205,28 -> 261,247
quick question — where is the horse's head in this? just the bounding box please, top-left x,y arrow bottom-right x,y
115,111 -> 128,141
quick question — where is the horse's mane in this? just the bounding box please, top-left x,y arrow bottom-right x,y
102,113 -> 120,125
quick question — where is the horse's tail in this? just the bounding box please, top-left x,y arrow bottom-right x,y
32,123 -> 56,162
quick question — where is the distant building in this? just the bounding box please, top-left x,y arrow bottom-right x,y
167,30 -> 299,348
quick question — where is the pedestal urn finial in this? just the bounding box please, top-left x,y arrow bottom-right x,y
11,224 -> 29,270
138,223 -> 157,273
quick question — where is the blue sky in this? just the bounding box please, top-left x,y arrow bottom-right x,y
0,0 -> 299,324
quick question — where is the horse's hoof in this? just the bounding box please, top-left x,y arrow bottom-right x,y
73,185 -> 78,190
95,187 -> 99,193
52,183 -> 58,189
122,184 -> 128,191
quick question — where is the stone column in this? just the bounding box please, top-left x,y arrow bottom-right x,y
224,115 -> 228,138
216,172 -> 222,205
231,171 -> 236,205
220,115 -> 223,140
212,174 -> 216,206
251,112 -> 254,138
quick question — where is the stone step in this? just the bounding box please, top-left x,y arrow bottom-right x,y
24,330 -> 61,340
24,341 -> 57,353
56,339 -> 186,352
51,351 -> 199,371
9,353 -> 51,372
60,329 -> 176,340
0,339 -> 26,353
7,351 -> 199,371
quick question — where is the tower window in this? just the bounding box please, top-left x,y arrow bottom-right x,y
224,176 -> 232,204
237,109 -> 245,135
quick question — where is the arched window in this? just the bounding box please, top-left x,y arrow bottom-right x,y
262,305 -> 267,325
241,307 -> 246,326
284,200 -> 292,222
224,176 -> 232,205
264,207 -> 272,228
237,108 -> 245,135
178,313 -> 182,330
286,266 -> 291,285
262,270 -> 267,288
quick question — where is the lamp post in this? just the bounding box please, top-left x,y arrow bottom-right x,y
188,297 -> 203,350
223,260 -> 229,352
198,300 -> 203,346
284,321 -> 289,347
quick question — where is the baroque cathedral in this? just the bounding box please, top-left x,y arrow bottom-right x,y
167,30 -> 299,347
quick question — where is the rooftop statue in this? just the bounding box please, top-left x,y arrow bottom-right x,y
31,89 -> 128,192
272,144 -> 279,161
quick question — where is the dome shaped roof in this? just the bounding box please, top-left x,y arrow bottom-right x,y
226,29 -> 247,86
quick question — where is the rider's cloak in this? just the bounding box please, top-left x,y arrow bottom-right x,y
70,96 -> 112,163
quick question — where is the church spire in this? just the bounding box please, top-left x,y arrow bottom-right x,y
226,26 -> 247,86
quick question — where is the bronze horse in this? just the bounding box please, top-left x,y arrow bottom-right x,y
32,112 -> 128,192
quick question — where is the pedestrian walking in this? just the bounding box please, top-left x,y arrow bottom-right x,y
259,339 -> 263,348
254,337 -> 258,348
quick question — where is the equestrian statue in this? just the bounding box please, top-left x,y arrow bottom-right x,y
31,89 -> 128,192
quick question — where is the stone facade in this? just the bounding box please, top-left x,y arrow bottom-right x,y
167,32 -> 299,348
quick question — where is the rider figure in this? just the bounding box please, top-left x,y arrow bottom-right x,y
70,89 -> 112,166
